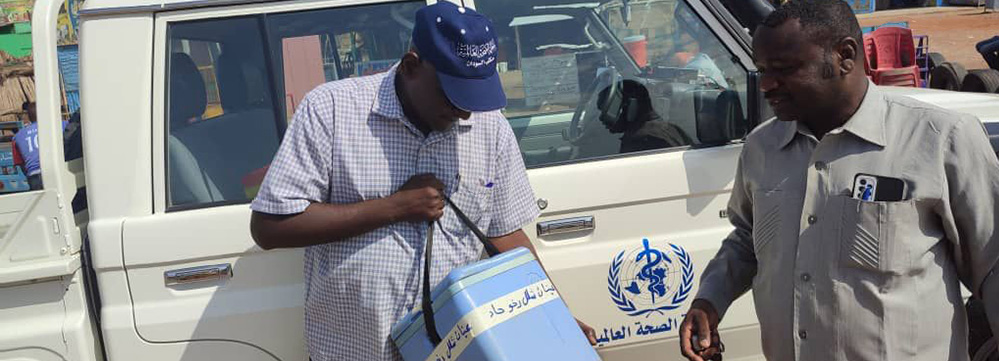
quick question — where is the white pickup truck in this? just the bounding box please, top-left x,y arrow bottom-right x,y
4,0 -> 999,360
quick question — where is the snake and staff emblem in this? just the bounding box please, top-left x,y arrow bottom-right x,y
608,238 -> 695,317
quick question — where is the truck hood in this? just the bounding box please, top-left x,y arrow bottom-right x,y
879,86 -> 999,124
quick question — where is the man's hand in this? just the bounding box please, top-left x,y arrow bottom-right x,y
680,299 -> 723,361
576,318 -> 597,345
390,174 -> 446,223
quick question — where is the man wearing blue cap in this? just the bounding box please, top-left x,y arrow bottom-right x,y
249,2 -> 595,360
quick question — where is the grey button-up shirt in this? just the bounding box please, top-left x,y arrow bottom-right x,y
696,82 -> 999,361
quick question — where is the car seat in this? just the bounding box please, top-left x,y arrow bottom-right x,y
167,52 -> 225,206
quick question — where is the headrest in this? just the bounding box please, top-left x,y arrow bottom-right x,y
597,79 -> 653,132
216,53 -> 249,112
696,89 -> 745,145
169,52 -> 207,129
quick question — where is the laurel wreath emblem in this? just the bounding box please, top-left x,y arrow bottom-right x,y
608,243 -> 694,317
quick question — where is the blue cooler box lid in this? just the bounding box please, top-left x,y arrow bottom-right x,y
390,247 -> 536,344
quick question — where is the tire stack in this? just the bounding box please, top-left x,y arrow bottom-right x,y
962,69 -> 999,94
927,52 -> 999,94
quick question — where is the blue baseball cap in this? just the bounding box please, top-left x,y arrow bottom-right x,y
412,2 -> 506,112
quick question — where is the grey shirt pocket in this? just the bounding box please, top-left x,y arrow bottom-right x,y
838,196 -> 916,274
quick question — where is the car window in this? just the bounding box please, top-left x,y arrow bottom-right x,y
164,0 -> 751,209
266,2 -> 423,121
166,16 -> 282,209
477,0 -> 750,168
164,2 -> 422,211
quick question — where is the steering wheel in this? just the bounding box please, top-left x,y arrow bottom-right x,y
566,66 -> 622,143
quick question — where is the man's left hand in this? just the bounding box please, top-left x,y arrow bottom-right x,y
577,318 -> 597,345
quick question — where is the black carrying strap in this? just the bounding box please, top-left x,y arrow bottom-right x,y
420,194 -> 500,346
444,195 -> 500,257
421,222 -> 441,345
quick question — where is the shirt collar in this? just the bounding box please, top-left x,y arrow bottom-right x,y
837,80 -> 886,147
370,64 -> 476,128
777,120 -> 802,149
778,80 -> 886,149
371,65 -> 406,121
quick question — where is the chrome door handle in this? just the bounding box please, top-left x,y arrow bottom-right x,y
164,263 -> 232,286
537,216 -> 595,236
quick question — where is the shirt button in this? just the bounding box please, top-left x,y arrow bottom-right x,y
814,161 -> 827,170
801,273 -> 811,282
799,330 -> 808,339
807,215 -> 817,224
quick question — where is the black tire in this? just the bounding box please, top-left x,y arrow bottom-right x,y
930,62 -> 968,90
961,69 -> 999,93
926,52 -> 947,71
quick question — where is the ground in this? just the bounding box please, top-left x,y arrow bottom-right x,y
858,6 -> 999,71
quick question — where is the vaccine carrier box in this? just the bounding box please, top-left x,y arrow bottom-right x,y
391,247 -> 601,361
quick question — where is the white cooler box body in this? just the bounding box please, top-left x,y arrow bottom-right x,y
391,247 -> 601,361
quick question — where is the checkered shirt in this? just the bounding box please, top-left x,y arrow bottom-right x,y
250,68 -> 539,361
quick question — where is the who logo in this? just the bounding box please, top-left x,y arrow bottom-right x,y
608,239 -> 694,317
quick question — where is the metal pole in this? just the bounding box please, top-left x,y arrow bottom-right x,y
515,26 -> 522,70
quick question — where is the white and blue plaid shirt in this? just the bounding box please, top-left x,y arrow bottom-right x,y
251,68 -> 539,361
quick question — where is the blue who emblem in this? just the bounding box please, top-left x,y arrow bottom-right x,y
608,239 -> 694,317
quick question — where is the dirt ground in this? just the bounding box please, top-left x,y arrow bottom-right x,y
857,7 -> 999,71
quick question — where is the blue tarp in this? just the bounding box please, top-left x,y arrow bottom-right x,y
57,45 -> 79,92
57,45 -> 80,114
862,21 -> 910,34
65,90 -> 80,114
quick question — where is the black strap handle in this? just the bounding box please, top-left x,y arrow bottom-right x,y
421,194 -> 499,346
444,194 -> 499,257
422,221 -> 442,345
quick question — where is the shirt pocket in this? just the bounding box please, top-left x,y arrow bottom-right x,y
838,196 -> 915,274
752,189 -> 783,255
443,183 -> 493,239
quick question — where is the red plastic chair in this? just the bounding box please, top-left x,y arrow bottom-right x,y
874,68 -> 920,87
862,34 -> 876,81
869,27 -> 921,87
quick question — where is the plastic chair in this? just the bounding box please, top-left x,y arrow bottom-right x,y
872,27 -> 917,68
875,68 -> 920,87
869,27 -> 921,87
863,34 -> 876,81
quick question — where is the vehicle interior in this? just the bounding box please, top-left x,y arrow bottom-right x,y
167,17 -> 282,208
475,0 -> 752,167
166,3 -> 423,209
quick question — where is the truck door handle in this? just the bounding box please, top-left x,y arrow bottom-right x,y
537,216 -> 595,237
164,263 -> 232,286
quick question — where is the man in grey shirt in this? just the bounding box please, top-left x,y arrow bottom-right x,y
679,1 -> 999,360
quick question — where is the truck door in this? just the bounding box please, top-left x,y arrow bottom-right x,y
473,0 -> 766,359
117,1 -> 427,359
0,0 -> 99,359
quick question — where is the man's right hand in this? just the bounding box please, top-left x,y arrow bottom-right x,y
680,299 -> 723,361
390,173 -> 446,223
